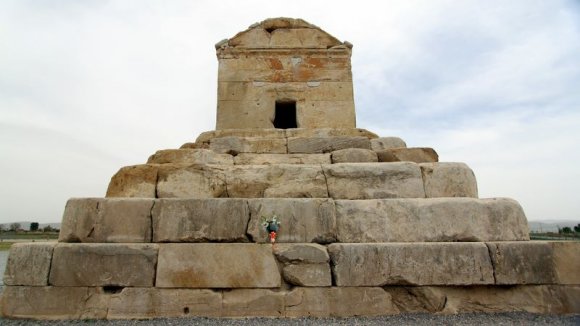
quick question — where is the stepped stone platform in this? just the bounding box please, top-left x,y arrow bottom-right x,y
2,17 -> 579,319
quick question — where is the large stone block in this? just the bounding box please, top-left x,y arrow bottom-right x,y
285,287 -> 399,317
329,243 -> 494,286
247,199 -> 336,243
282,264 -> 331,287
487,242 -> 557,285
323,163 -> 426,199
285,128 -> 377,139
420,162 -> 478,198
196,129 -> 286,144
156,244 -> 281,288
49,243 -> 158,287
156,164 -> 228,198
152,198 -> 250,242
234,153 -> 331,165
222,289 -> 285,317
209,136 -> 287,154
107,288 -> 222,319
287,136 -> 370,153
3,243 -> 55,286
370,137 -> 406,151
0,286 -> 107,320
376,148 -> 438,163
106,164 -> 158,198
331,148 -> 378,163
147,149 -> 233,165
226,165 -> 328,198
59,198 -> 153,243
335,198 -> 530,242
273,243 -> 329,263
388,285 -> 580,314
551,241 -> 580,284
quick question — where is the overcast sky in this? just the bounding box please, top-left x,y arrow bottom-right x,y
1,0 -> 579,224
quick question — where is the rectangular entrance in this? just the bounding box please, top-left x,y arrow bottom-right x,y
273,100 -> 297,129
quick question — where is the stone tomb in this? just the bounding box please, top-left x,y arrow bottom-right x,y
2,18 -> 579,319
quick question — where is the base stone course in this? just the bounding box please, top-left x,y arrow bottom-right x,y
1,286 -> 108,320
108,288 -> 222,319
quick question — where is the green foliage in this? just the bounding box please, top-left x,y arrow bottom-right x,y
562,226 -> 573,233
574,224 -> 580,233
30,222 -> 39,231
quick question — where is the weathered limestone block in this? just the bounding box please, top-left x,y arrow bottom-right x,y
156,244 -> 281,288
222,289 -> 285,317
388,285 -> 580,314
147,149 -> 233,165
247,199 -> 336,243
49,243 -> 158,287
209,136 -> 287,154
152,198 -> 249,242
329,243 -> 494,286
234,153 -> 331,165
370,137 -> 407,151
551,241 -> 580,284
323,163 -> 426,199
196,129 -> 286,144
179,142 -> 208,149
285,128 -> 378,139
335,198 -> 529,242
106,164 -> 158,198
282,264 -> 332,287
331,148 -> 378,163
108,288 -> 222,319
59,198 -> 153,243
0,286 -> 108,320
487,242 -> 557,285
420,162 -> 478,198
273,243 -> 329,263
156,164 -> 228,198
287,136 -> 370,153
376,148 -> 438,163
3,243 -> 55,286
226,165 -> 328,198
285,287 -> 399,317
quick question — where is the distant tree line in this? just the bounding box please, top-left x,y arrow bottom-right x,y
0,222 -> 59,233
558,223 -> 580,234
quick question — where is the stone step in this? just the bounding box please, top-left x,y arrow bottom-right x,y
193,128 -> 379,144
59,197 -> 527,244
3,285 -> 579,319
5,242 -> 579,289
4,241 -> 578,318
147,147 -> 439,165
107,162 -> 477,199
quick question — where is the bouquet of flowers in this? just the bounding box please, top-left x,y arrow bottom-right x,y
261,214 -> 281,243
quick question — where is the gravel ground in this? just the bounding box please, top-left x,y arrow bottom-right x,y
0,313 -> 579,326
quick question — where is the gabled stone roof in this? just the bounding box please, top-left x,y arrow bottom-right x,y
216,17 -> 351,50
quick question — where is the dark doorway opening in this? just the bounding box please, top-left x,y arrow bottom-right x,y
273,101 -> 297,129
